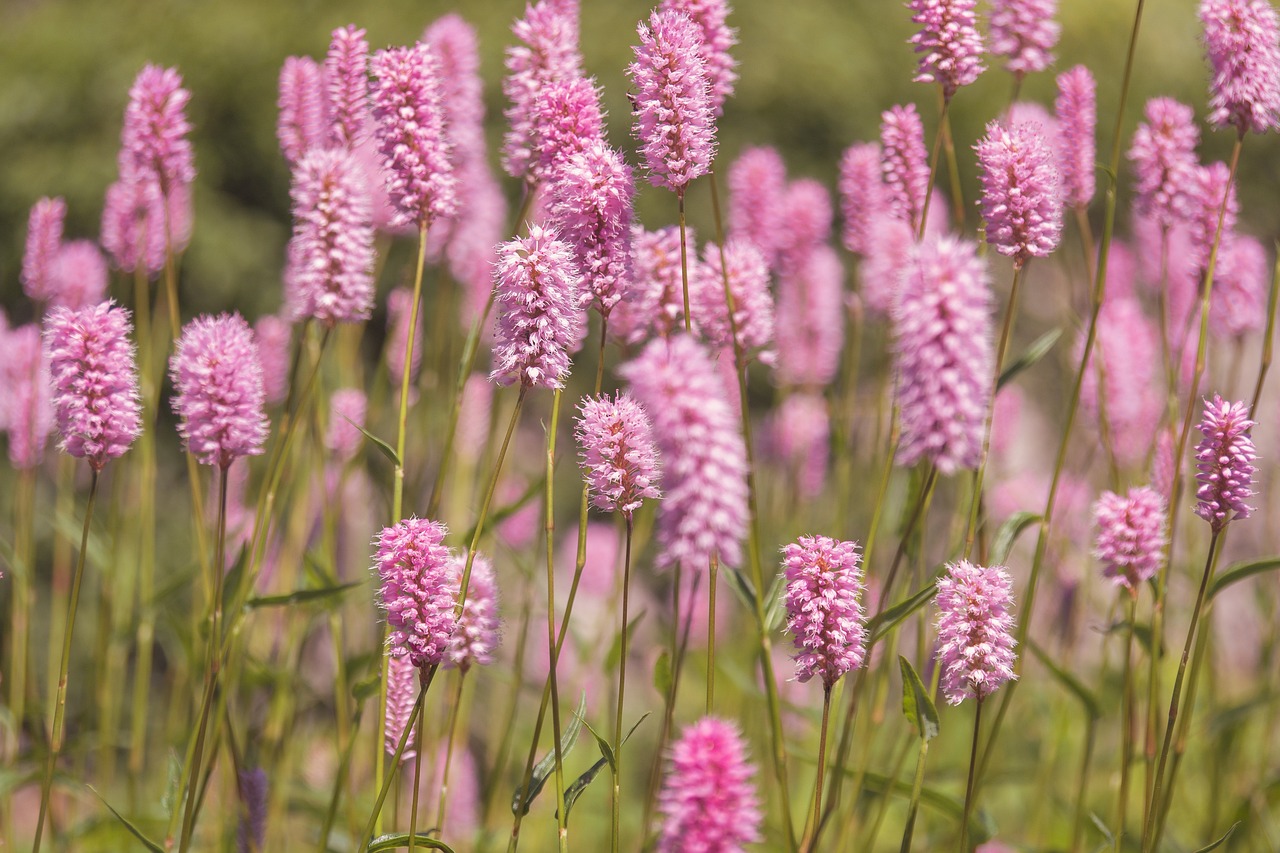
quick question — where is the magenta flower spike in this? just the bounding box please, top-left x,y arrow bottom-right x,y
384,652 -> 420,761
252,315 -> 291,406
775,245 -> 845,388
100,177 -> 167,277
610,224 -> 696,345
1211,234 -> 1269,339
325,25 -> 371,149
120,64 -> 196,192
374,517 -> 458,669
893,235 -> 993,475
628,8 -> 718,194
277,56 -> 327,166
284,148 -> 375,326
170,313 -> 269,469
782,535 -> 867,688
934,560 -> 1018,705
21,196 -> 66,304
446,551 -> 502,672
775,178 -> 834,281
693,238 -> 775,359
1079,297 -> 1162,469
489,224 -> 585,390
370,42 -> 457,231
727,146 -> 787,269
1129,98 -> 1200,227
44,301 -> 142,471
1094,486 -> 1167,591
47,241 -> 109,311
907,0 -> 986,100
1189,161 -> 1240,276
988,0 -> 1060,76
1055,66 -> 1097,209
529,75 -> 606,183
1199,0 -> 1280,135
386,287 -> 425,389
545,140 -> 636,318
502,0 -> 584,181
975,120 -> 1063,267
575,392 -> 662,517
425,14 -> 487,156
620,334 -> 748,572
839,142 -> 887,256
325,388 -> 367,465
859,214 -> 916,316
770,392 -> 830,499
2,325 -> 53,470
657,717 -> 763,852
880,104 -> 931,233
658,0 -> 739,114
1194,395 -> 1257,532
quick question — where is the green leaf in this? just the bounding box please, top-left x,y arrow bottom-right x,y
246,580 -> 362,609
582,719 -> 616,773
898,656 -> 940,742
162,751 -> 182,815
1028,639 -> 1102,720
998,327 -> 1062,389
868,581 -> 937,644
511,693 -> 587,816
762,570 -> 788,632
1192,822 -> 1239,852
460,476 -> 544,544
1208,557 -> 1280,602
653,650 -> 672,697
989,512 -> 1041,566
722,567 -> 758,614
344,416 -> 400,467
855,771 -> 994,843
220,545 -> 250,619
1088,812 -> 1115,846
352,672 -> 382,703
88,786 -> 164,852
0,535 -> 23,579
560,756 -> 608,822
367,833 -> 455,852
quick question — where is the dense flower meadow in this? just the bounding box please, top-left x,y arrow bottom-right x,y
2,0 -> 1280,850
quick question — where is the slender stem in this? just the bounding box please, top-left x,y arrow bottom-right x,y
408,678 -> 427,853
1117,591 -> 1138,851
900,737 -> 931,853
811,684 -> 834,847
706,552 -> 718,714
919,95 -> 952,240
32,469 -> 99,853
959,698 -> 984,853
544,389 -> 570,853
612,517 -> 635,853
940,102 -> 966,230
1144,529 -> 1223,851
1070,718 -> 1098,853
436,671 -> 467,836
1250,246 -> 1280,415
356,667 -> 435,853
678,188 -> 691,333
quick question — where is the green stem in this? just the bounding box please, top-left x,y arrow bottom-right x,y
32,469 -> 99,853
1070,718 -> 1098,853
959,698 -> 984,853
900,737 -> 931,853
707,552 -> 718,714
940,101 -> 966,230
408,678 -> 426,853
1117,591 -> 1138,851
810,684 -> 834,849
544,389 -> 570,853
919,94 -> 951,241
1250,248 -> 1280,415
436,671 -> 467,836
356,667 -> 435,853
612,517 -> 635,853
678,188 -> 691,333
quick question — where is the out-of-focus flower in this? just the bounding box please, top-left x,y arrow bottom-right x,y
21,197 -> 66,304
1094,486 -> 1167,591
1129,98 -> 1200,227
880,104 -> 930,233
1055,65 -> 1097,209
988,0 -> 1060,76
693,238 -> 774,359
659,0 -> 738,114
446,550 -> 501,671
277,56 -> 327,166
656,717 -> 762,852
502,0 -> 584,181
1199,0 -> 1280,135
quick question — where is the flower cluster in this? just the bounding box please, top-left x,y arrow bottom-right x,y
656,717 -> 762,852
374,517 -> 458,669
934,560 -> 1018,705
575,392 -> 662,517
782,535 -> 867,688
907,0 -> 986,98
1094,486 -> 1167,590
1194,396 -> 1257,531
1199,0 -> 1280,135
1055,65 -> 1096,209
975,120 -> 1063,265
447,551 -> 501,672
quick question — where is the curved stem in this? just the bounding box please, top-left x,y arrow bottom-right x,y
959,698 -> 984,853
408,677 -> 427,853
810,684 -> 834,847
612,517 -> 635,853
919,95 -> 952,240
899,736 -> 930,853
356,666 -> 435,853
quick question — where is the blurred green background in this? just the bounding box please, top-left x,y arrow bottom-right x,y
1,0 -> 1274,323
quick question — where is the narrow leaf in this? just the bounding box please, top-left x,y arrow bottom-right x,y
855,771 -> 993,843
869,581 -> 937,644
989,512 -> 1041,566
345,417 -> 399,466
559,756 -> 609,822
1208,557 -> 1280,602
88,787 -> 164,852
1088,812 -> 1115,845
511,693 -> 587,816
603,610 -> 647,673
1192,821 -> 1240,852
898,656 -> 940,742
246,580 -> 362,609
1028,640 -> 1102,720
367,833 -> 455,852
352,672 -> 382,703
653,651 -> 672,697
582,719 -> 616,773
998,327 -> 1062,389
461,476 -> 544,545
763,570 -> 788,632
723,567 -> 758,614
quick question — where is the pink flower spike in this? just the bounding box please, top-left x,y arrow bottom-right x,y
693,238 -> 775,359
575,392 -> 662,517
770,392 -> 830,499
620,335 -> 748,572
656,717 -> 763,852
1055,65 -> 1097,209
893,235 -> 993,475
326,25 -> 371,149
49,240 -> 109,311
1211,234 -> 1269,339
628,8 -> 718,193
447,551 -> 502,671
839,142 -> 887,256
907,0 -> 986,99
1079,297 -> 1162,469
1128,98 -> 1200,227
1094,486 -> 1167,591
609,224 -> 697,345
775,179 -> 834,281
544,140 -> 636,318
2,325 -> 54,470
1200,0 -> 1280,135
120,65 -> 196,191
782,535 -> 867,688
374,517 -> 458,669
43,301 -> 142,471
489,224 -> 585,390
253,315 -> 291,406
326,388 -> 366,465
727,146 -> 787,269
934,560 -> 1018,705
100,176 -> 167,277
1194,395 -> 1257,531
502,0 -> 584,181
1189,161 -> 1240,276
284,148 -> 376,326
277,56 -> 327,166
21,197 -> 66,304
880,104 -> 931,233
859,214 -> 916,317
529,75 -> 605,184
775,245 -> 845,388
975,120 -> 1063,266
170,313 -> 270,469
384,652 -> 420,761
988,0 -> 1060,76
658,0 -> 739,114
371,43 -> 457,230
